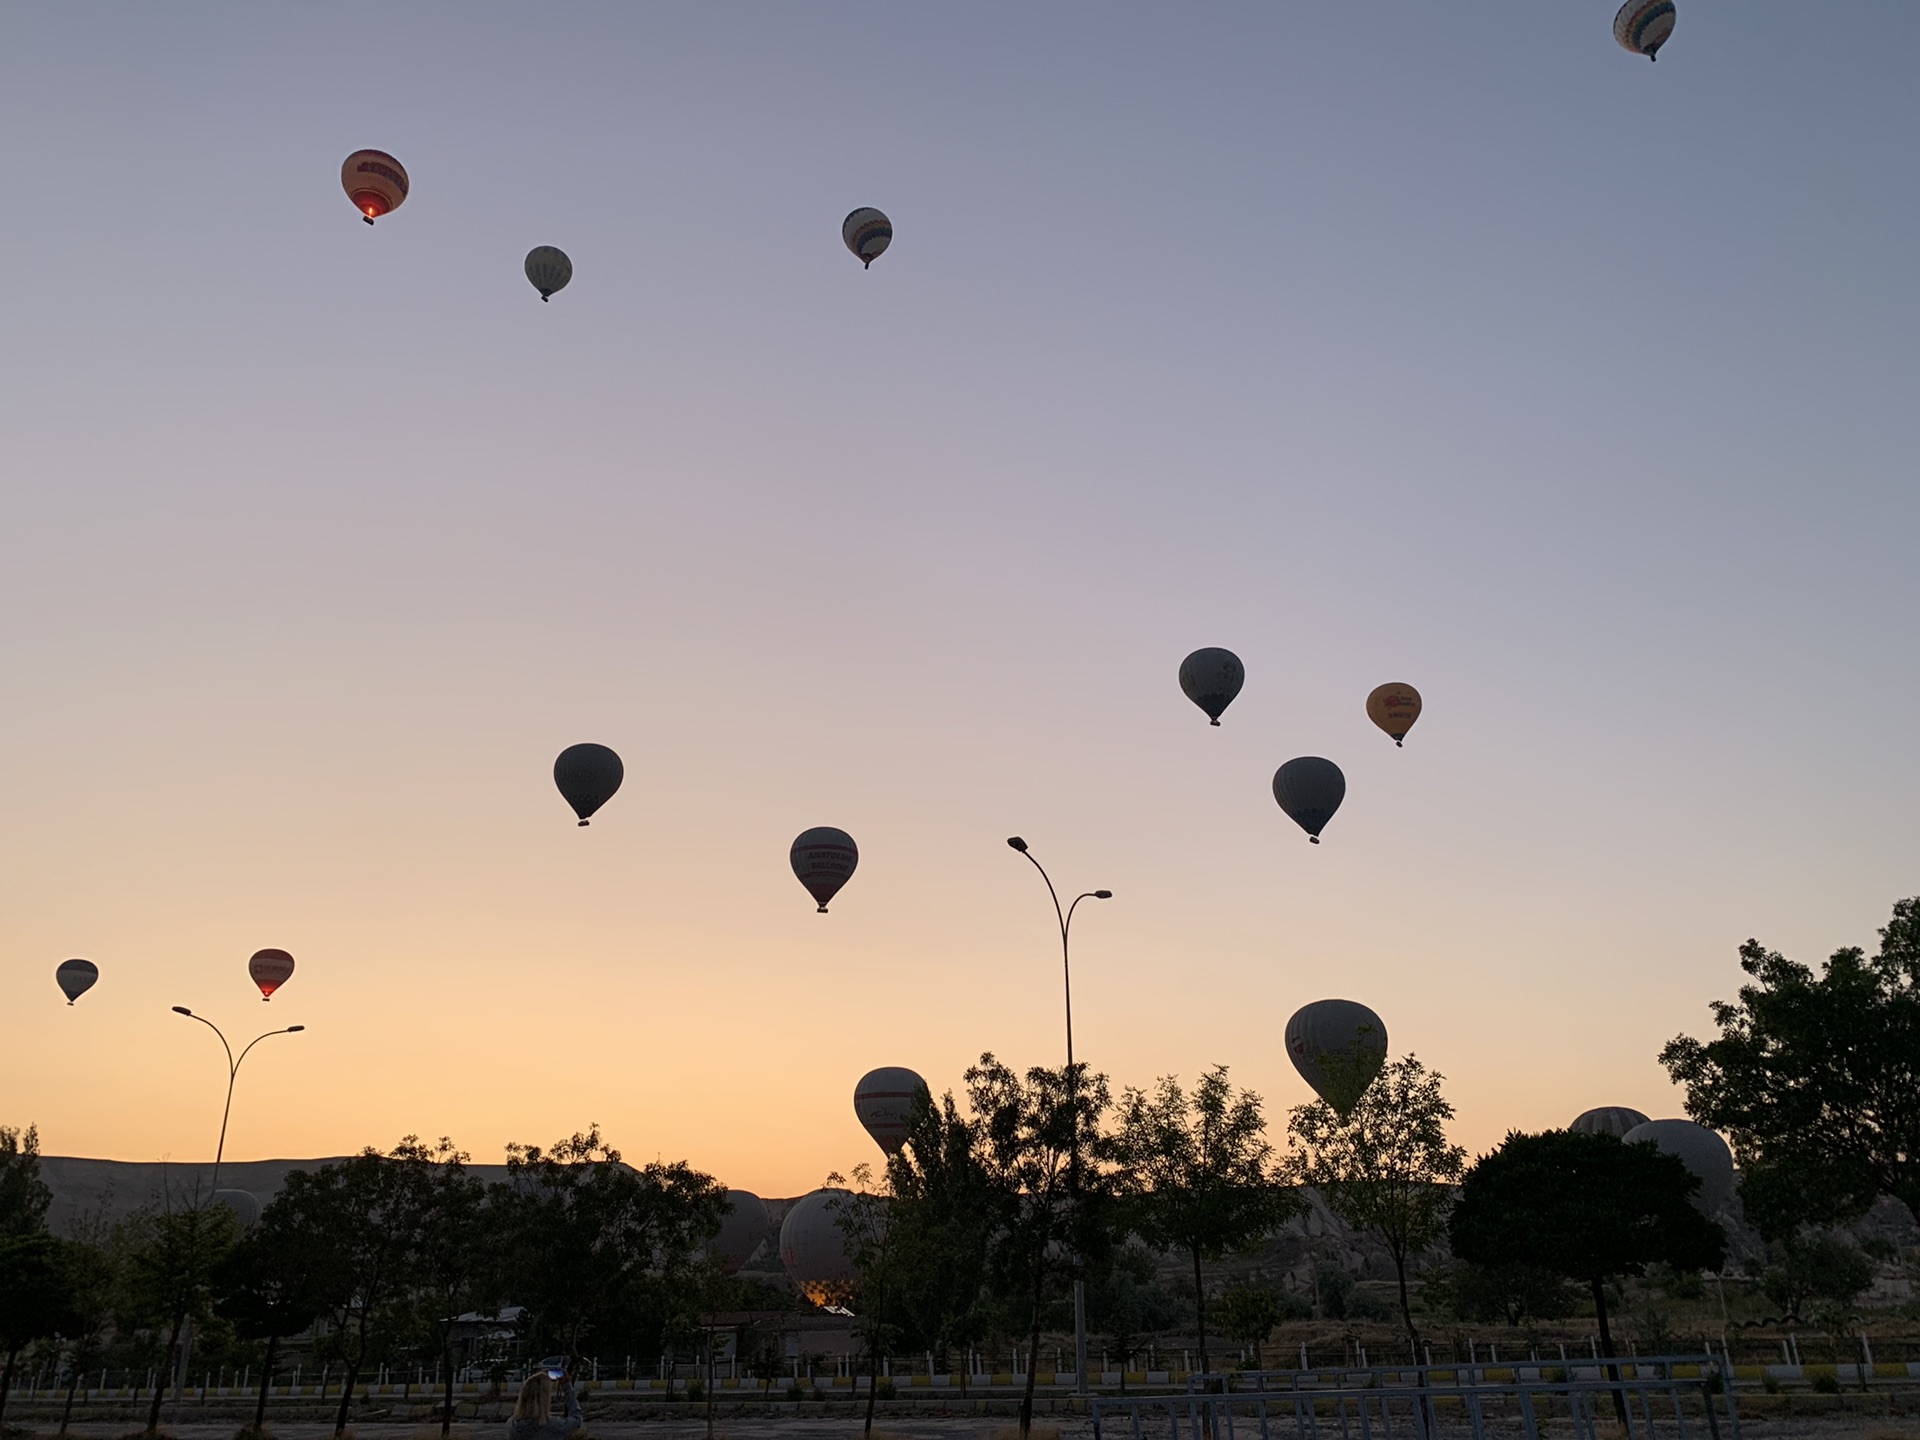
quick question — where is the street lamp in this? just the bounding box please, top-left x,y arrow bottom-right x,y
1006,836 -> 1110,1396
168,1007 -> 304,1418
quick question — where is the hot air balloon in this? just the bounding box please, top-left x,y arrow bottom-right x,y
1366,683 -> 1422,748
712,1190 -> 770,1274
842,208 -> 892,268
210,1189 -> 263,1228
249,949 -> 295,1001
554,743 -> 623,826
1623,1119 -> 1734,1214
525,246 -> 572,301
341,150 -> 409,224
1179,648 -> 1244,726
55,958 -> 98,1006
1613,0 -> 1676,60
779,1188 -> 859,1304
1570,1106 -> 1652,1140
855,1067 -> 927,1155
1273,757 -> 1345,843
791,827 -> 857,912
1285,1000 -> 1388,1118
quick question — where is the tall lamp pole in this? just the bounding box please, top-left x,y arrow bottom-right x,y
1006,837 -> 1110,1396
168,1007 -> 305,1416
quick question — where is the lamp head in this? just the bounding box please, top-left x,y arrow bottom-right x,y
1094,890 -> 1113,899
171,1006 -> 192,1016
1006,836 -> 1028,853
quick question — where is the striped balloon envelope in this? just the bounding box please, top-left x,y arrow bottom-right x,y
341,149 -> 410,223
1613,0 -> 1676,60
524,246 -> 573,301
842,207 -> 892,268
248,948 -> 295,1001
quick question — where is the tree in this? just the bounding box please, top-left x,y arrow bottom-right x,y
52,1228 -> 119,1435
1449,1130 -> 1724,1425
0,1233 -> 68,1430
1218,1281 -> 1283,1369
118,1201 -> 241,1434
964,1054 -> 1115,1439
498,1125 -> 726,1364
1759,1230 -> 1875,1321
1422,1259 -> 1579,1327
389,1137 -> 497,1438
882,1087 -> 998,1395
828,1165 -> 898,1438
1661,897 -> 1920,1235
1115,1066 -> 1298,1383
0,1125 -> 51,1238
1285,1054 -> 1465,1360
216,1221 -> 332,1437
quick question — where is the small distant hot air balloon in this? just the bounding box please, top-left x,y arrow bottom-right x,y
855,1067 -> 927,1155
1273,757 -> 1345,843
1624,1119 -> 1734,1214
525,246 -> 572,301
1179,648 -> 1244,726
1286,1000 -> 1388,1118
842,208 -> 892,269
1614,0 -> 1676,60
554,743 -> 623,826
791,827 -> 858,912
1366,683 -> 1422,748
249,948 -> 295,1001
56,958 -> 98,1006
1570,1106 -> 1652,1139
341,150 -> 409,224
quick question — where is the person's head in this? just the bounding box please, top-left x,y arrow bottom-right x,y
512,1372 -> 553,1423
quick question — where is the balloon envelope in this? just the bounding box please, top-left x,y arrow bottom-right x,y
779,1188 -> 858,1303
341,149 -> 409,223
1286,999 -> 1388,1118
55,958 -> 98,1005
1624,1119 -> 1735,1214
1570,1106 -> 1652,1140
713,1190 -> 769,1274
1273,757 -> 1346,843
249,948 -> 295,1001
1614,0 -> 1676,59
210,1189 -> 262,1228
791,827 -> 858,912
1366,683 -> 1422,747
842,208 -> 892,268
525,246 -> 573,300
1179,648 -> 1245,726
554,743 -> 624,826
854,1067 -> 927,1155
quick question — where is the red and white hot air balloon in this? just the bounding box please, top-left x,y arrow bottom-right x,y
341,149 -> 409,224
248,948 -> 295,1001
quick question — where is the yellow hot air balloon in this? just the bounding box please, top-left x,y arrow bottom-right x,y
1366,683 -> 1422,748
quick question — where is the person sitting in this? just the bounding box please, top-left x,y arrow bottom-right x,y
505,1369 -> 581,1440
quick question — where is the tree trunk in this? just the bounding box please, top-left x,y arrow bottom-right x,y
0,1342 -> 20,1431
440,1333 -> 456,1438
1019,1256 -> 1046,1437
254,1333 -> 279,1434
1591,1276 -> 1629,1429
1191,1245 -> 1213,1385
147,1312 -> 186,1433
862,1334 -> 879,1437
333,1338 -> 366,1437
60,1355 -> 85,1432
1390,1244 -> 1422,1361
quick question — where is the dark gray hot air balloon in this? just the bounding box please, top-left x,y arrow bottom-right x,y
1624,1119 -> 1735,1214
210,1189 -> 263,1228
791,827 -> 858,912
842,208 -> 892,268
554,744 -> 623,826
56,958 -> 98,1005
1570,1106 -> 1651,1139
1285,999 -> 1388,1117
712,1190 -> 770,1274
779,1187 -> 858,1303
1178,648 -> 1244,726
1273,757 -> 1345,843
525,246 -> 573,301
855,1066 -> 927,1155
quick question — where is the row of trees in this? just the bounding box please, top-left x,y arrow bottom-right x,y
0,1125 -> 745,1438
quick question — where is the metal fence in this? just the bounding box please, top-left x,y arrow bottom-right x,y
1094,1354 -> 1738,1440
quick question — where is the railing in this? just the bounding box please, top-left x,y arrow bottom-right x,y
1097,1354 -> 1738,1440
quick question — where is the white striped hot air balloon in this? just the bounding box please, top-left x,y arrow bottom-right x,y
525,246 -> 573,301
341,150 -> 409,224
1613,0 -> 1676,61
842,208 -> 892,268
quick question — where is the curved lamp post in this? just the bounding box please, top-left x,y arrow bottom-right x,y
1006,836 -> 1109,1395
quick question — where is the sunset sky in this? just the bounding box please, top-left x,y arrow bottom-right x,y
3,4 -> 1917,1199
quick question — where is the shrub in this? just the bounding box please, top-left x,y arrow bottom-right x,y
785,1383 -> 803,1400
684,1379 -> 704,1403
1810,1372 -> 1841,1395
875,1379 -> 896,1400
